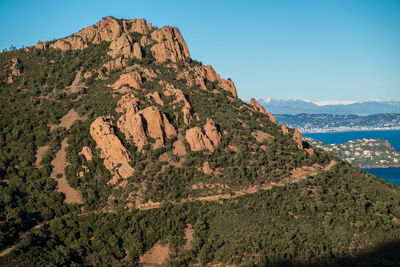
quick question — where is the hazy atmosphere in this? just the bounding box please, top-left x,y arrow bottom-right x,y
1,0 -> 399,101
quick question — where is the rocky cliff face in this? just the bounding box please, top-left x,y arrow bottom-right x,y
34,16 -> 190,65
90,116 -> 135,183
29,16 -> 314,183
185,119 -> 221,152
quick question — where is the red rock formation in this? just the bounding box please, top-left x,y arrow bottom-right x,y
150,26 -> 190,62
292,129 -> 303,150
204,119 -> 221,147
7,58 -> 22,83
79,146 -> 93,161
267,112 -> 278,125
141,106 -> 177,149
118,105 -> 176,151
146,91 -> 164,106
249,98 -> 278,124
185,127 -> 214,152
90,116 -> 134,183
185,119 -> 221,152
108,34 -> 142,59
163,86 -> 193,125
250,98 -> 267,115
110,72 -> 142,90
202,161 -> 212,175
281,124 -> 289,134
178,64 -> 238,97
103,57 -> 127,72
292,128 -> 314,155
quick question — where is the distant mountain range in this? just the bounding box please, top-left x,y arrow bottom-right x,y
255,99 -> 400,115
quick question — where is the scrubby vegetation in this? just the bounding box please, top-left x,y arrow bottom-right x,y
1,19 -> 400,266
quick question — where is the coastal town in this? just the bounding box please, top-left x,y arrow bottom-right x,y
305,137 -> 400,168
275,113 -> 400,133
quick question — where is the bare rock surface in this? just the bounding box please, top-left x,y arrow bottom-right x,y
79,146 -> 93,162
110,72 -> 142,90
90,116 -> 134,183
150,26 -> 190,62
163,86 -> 193,125
185,119 -> 221,152
118,105 -> 176,151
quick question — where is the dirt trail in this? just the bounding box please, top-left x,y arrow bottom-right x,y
50,109 -> 86,132
137,161 -> 336,210
0,223 -> 43,257
51,138 -> 82,204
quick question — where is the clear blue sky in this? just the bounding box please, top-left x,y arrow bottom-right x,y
1,0 -> 399,101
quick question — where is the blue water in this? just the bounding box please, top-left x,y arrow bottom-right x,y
361,167 -> 400,185
303,130 -> 400,151
303,130 -> 400,185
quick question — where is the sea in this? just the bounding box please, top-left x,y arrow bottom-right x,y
303,130 -> 400,185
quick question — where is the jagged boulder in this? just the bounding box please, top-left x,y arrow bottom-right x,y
185,119 -> 221,152
146,91 -> 164,106
79,146 -> 93,161
7,58 -> 22,83
110,72 -> 142,90
118,105 -> 176,151
163,85 -> 193,125
103,57 -> 127,72
204,119 -> 222,147
108,34 -> 142,59
178,64 -> 238,97
250,98 -> 278,124
250,98 -> 267,115
281,124 -> 289,134
150,26 -> 190,62
292,128 -> 314,155
90,116 -> 134,183
267,112 -> 278,124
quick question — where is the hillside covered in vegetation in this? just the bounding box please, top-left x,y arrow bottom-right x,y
1,17 -> 400,266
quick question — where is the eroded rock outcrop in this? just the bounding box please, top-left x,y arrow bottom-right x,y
146,91 -> 164,106
33,17 -> 151,55
108,34 -> 142,59
163,86 -> 193,125
150,26 -> 190,62
292,128 -> 314,155
118,105 -> 176,151
250,98 -> 267,115
90,116 -> 134,183
281,124 -> 289,134
249,98 -> 278,124
185,119 -> 221,152
110,72 -> 142,90
103,57 -> 127,73
7,57 -> 22,83
79,146 -> 93,162
178,64 -> 238,97
267,112 -> 278,124
204,119 -> 222,147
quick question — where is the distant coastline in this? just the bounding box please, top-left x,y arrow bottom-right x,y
361,165 -> 400,169
300,127 -> 400,133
